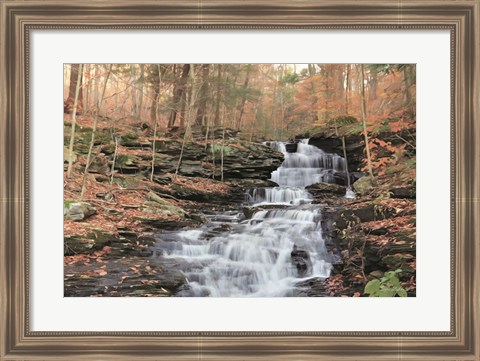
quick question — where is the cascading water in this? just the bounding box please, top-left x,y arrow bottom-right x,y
270,139 -> 347,188
156,139 -> 347,297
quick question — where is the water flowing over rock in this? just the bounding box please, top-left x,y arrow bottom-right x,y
153,139 -> 346,297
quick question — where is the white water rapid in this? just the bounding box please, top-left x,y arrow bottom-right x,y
159,139 -> 348,297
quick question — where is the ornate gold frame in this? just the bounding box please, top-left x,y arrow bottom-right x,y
1,1 -> 479,360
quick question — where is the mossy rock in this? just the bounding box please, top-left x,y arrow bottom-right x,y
147,191 -> 174,206
381,254 -> 415,270
64,229 -> 113,255
73,143 -> 90,155
88,155 -> 110,174
353,176 -> 374,195
63,147 -> 77,164
111,175 -> 144,188
64,201 -> 96,221
75,127 -> 111,145
101,143 -> 116,155
141,201 -> 186,218
115,154 -> 139,167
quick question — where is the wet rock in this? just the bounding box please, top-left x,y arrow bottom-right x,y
291,245 -> 312,277
229,179 -> 279,189
64,201 -> 96,221
242,204 -> 289,219
294,277 -> 328,297
285,143 -> 298,153
306,133 -> 364,172
306,182 -> 346,197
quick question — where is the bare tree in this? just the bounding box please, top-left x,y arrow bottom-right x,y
360,64 -> 374,179
66,64 -> 83,178
175,65 -> 198,177
65,64 -> 83,113
80,65 -> 112,200
138,64 -> 145,120
151,65 -> 162,182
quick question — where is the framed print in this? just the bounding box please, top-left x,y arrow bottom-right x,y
1,0 -> 479,360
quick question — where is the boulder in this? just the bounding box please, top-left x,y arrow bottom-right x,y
64,201 -> 96,221
353,176 -> 374,195
142,192 -> 187,218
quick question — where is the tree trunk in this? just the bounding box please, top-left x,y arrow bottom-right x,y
179,90 -> 187,128
360,64 -> 375,179
93,65 -> 99,110
194,64 -> 210,127
151,65 -> 162,182
270,71 -> 278,138
213,64 -> 222,126
150,65 -> 160,126
403,65 -> 415,114
65,64 -> 83,114
368,71 -> 377,101
66,64 -> 83,178
236,66 -> 251,129
80,65 -> 112,200
131,64 -> 137,119
138,64 -> 145,120
344,64 -> 350,115
168,64 -> 190,128
175,64 -> 198,177
84,64 -> 90,113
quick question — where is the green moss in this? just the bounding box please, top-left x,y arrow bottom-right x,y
123,131 -> 139,140
208,144 -> 237,157
116,154 -> 137,166
64,199 -> 75,207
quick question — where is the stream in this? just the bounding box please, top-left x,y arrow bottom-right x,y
155,139 -> 349,297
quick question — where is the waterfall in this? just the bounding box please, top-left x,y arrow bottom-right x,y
270,139 -> 347,188
157,139 -> 346,297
